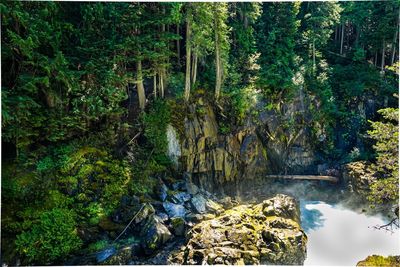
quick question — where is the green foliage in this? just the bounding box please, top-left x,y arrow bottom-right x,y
256,2 -> 300,99
367,108 -> 399,205
142,99 -> 171,164
15,208 -> 82,264
88,240 -> 110,252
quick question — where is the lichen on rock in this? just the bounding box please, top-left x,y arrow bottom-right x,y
168,194 -> 307,265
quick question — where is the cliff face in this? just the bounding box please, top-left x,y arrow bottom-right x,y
175,98 -> 268,194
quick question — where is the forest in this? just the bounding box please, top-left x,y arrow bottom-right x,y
1,1 -> 399,266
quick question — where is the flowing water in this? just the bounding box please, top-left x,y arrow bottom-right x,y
301,200 -> 399,266
242,180 -> 399,266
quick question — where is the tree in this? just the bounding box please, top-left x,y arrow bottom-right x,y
213,3 -> 229,100
256,2 -> 300,101
367,107 -> 399,205
184,3 -> 192,102
299,2 -> 341,73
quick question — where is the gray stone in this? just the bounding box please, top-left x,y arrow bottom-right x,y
185,182 -> 199,195
134,203 -> 155,224
170,217 -> 186,236
96,247 -> 116,263
191,194 -> 207,213
163,201 -> 186,218
140,216 -> 172,255
170,191 -> 191,204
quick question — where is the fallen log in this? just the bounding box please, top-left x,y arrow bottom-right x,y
265,175 -> 339,183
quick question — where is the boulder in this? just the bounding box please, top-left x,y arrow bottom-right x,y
102,243 -> 141,265
190,194 -> 207,214
96,247 -> 117,263
170,217 -> 186,236
205,199 -> 224,215
140,215 -> 172,255
170,191 -> 191,204
135,203 -> 155,224
185,181 -> 199,195
155,181 -> 168,202
162,201 -> 186,218
169,194 -> 307,265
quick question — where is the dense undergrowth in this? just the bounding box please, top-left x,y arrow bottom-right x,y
1,1 -> 399,265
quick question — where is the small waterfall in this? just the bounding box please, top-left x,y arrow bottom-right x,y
166,124 -> 181,166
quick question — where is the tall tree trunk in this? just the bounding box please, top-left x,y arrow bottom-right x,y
191,50 -> 198,86
391,46 -> 397,65
177,24 -> 181,67
391,26 -> 398,65
161,5 -> 167,93
381,38 -> 385,72
355,25 -> 360,47
153,74 -> 157,98
334,25 -> 338,43
340,23 -> 345,54
214,4 -> 222,100
312,39 -> 316,73
374,51 -> 377,66
136,60 -> 146,110
184,7 -> 192,102
160,70 -> 164,98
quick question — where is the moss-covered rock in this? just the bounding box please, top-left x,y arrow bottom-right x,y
140,215 -> 172,255
357,255 -> 400,266
343,161 -> 376,198
168,194 -> 307,265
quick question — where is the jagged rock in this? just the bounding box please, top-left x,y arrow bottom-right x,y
169,194 -> 307,265
156,212 -> 169,222
190,194 -> 207,213
155,181 -> 168,202
170,217 -> 186,236
342,161 -> 376,198
205,199 -> 224,215
140,215 -> 172,255
180,98 -> 268,194
170,191 -> 191,204
219,196 -> 233,209
96,247 -> 116,263
262,194 -> 300,223
135,203 -> 155,224
186,213 -> 204,223
102,243 -> 141,265
163,201 -> 186,218
185,181 -> 199,195
172,181 -> 186,191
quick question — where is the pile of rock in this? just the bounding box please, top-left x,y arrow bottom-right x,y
92,179 -> 229,265
169,194 -> 307,265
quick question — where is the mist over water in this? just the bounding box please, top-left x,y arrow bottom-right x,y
301,201 -> 399,266
241,180 -> 399,266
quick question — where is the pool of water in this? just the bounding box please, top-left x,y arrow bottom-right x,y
301,200 -> 400,266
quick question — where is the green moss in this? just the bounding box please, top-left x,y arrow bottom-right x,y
357,255 -> 400,266
15,208 -> 82,264
88,240 -> 109,252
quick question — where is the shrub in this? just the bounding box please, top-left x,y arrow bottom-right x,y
15,208 -> 82,264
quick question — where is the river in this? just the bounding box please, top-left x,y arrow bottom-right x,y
301,200 -> 399,266
241,180 -> 399,266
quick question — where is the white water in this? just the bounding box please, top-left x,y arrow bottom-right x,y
166,124 -> 181,166
301,201 -> 400,266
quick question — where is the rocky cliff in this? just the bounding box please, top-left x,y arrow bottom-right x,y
177,97 -> 268,194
